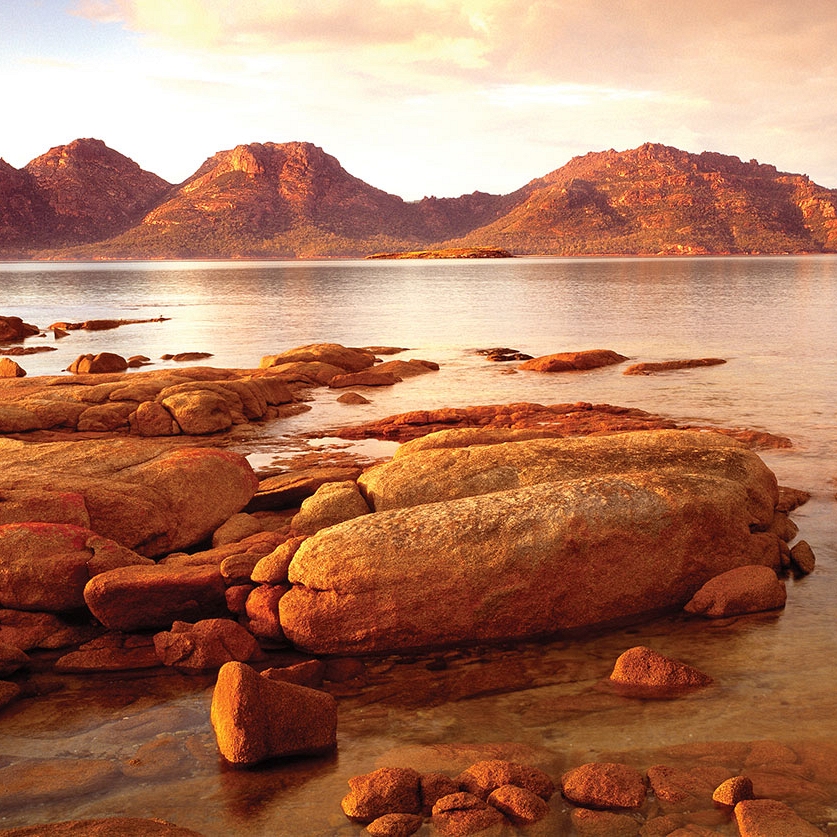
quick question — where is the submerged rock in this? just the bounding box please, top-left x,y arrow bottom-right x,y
0,818 -> 207,836
733,798 -> 823,836
561,762 -> 647,810
624,357 -> 726,375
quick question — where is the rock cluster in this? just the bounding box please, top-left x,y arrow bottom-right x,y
335,400 -> 792,448
339,750 -> 829,836
0,366 -> 296,435
341,760 -> 554,834
281,430 -> 798,654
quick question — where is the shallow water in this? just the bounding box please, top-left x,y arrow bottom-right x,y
0,256 -> 835,834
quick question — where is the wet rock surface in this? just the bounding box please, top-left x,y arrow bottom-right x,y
0,347 -> 830,836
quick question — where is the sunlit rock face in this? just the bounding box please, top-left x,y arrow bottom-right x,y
0,437 -> 258,557
280,431 -> 784,654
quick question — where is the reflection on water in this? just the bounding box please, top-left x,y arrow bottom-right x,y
0,257 -> 835,834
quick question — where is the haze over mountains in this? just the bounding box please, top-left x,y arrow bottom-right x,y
1,138 -> 836,259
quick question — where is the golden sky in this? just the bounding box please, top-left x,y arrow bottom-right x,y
3,0 -> 836,198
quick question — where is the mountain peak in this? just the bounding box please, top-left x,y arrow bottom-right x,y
2,139 -> 836,258
22,138 -> 171,246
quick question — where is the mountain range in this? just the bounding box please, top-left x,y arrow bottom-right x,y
1,138 -> 836,259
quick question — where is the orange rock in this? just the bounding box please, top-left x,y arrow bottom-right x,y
684,565 -> 786,618
430,792 -> 505,836
734,798 -> 823,836
366,813 -> 424,837
246,465 -> 363,512
0,522 -> 152,612
560,762 -> 646,810
67,352 -> 128,374
210,661 -> 337,765
0,643 -> 28,676
419,773 -> 461,815
261,659 -> 326,688
153,618 -> 261,671
261,343 -> 377,373
790,540 -> 816,575
610,646 -> 713,696
486,784 -> 549,824
623,357 -> 726,375
0,358 -> 26,378
84,563 -> 227,631
290,480 -> 370,535
712,775 -> 754,807
342,766 -> 422,823
457,759 -> 555,801
518,349 -> 628,372
647,764 -> 734,812
329,370 -> 401,388
251,536 -> 306,584
54,633 -> 160,672
243,583 -> 289,640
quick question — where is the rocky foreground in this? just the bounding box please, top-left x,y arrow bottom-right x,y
0,341 -> 827,835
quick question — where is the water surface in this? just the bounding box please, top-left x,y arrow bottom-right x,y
0,256 -> 835,834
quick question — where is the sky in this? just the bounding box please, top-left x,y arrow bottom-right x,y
2,0 -> 837,200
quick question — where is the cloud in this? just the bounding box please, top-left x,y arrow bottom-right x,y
62,0 -> 837,193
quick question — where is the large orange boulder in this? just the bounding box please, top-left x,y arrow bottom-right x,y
280,433 -> 782,653
0,438 -> 259,557
0,523 -> 152,612
359,430 -> 778,516
210,661 -> 337,765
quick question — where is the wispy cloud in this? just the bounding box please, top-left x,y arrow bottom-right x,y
26,0 -> 837,194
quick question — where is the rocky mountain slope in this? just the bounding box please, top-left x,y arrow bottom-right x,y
446,143 -> 837,256
1,139 -> 835,259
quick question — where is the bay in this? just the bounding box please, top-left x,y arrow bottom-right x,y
0,255 -> 835,834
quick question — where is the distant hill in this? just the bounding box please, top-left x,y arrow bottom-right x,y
1,139 -> 835,259
444,143 -> 837,255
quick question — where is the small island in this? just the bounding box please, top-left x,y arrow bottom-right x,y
365,246 -> 513,259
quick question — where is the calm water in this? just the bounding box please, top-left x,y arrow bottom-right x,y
0,256 -> 835,834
